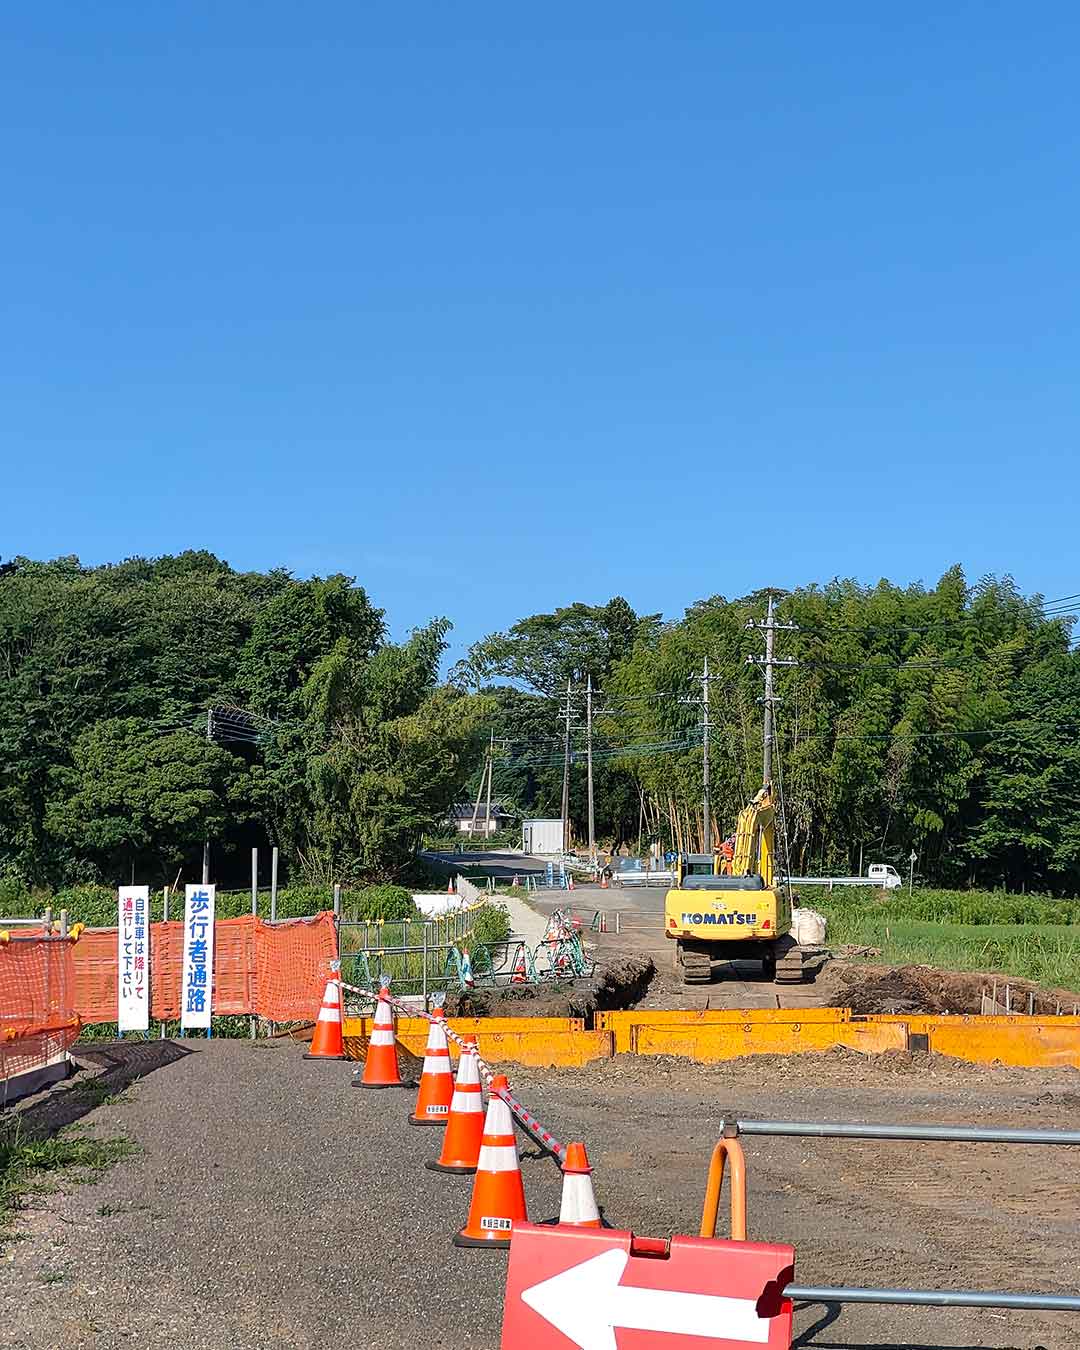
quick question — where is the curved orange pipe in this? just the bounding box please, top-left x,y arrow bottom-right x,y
699,1136 -> 748,1241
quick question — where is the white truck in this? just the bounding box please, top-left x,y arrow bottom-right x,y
784,864 -> 903,891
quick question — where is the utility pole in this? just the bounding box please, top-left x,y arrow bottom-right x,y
202,709 -> 212,884
701,656 -> 711,852
484,728 -> 494,838
469,733 -> 491,836
560,679 -> 573,854
746,593 -> 798,787
586,674 -> 595,863
762,594 -> 776,786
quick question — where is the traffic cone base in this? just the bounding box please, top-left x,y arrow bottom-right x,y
425,1157 -> 477,1175
453,1075 -> 527,1248
303,977 -> 347,1060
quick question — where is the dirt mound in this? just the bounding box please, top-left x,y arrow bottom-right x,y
828,961 -> 1077,1016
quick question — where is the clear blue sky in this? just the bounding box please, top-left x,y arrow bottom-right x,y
5,5 -> 1078,654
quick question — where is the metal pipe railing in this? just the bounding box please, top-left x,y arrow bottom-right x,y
784,1283 -> 1080,1312
727,1117 -> 1080,1146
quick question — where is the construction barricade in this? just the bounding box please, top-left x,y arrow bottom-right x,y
0,928 -> 82,1102
65,911 -> 338,1025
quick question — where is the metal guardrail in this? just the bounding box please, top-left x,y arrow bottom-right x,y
727,1117 -> 1080,1146
783,1284 -> 1080,1312
723,1115 -> 1080,1316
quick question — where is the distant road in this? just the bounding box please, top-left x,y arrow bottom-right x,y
421,847 -> 549,881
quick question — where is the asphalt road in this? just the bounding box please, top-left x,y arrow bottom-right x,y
4,1039 -> 1077,1349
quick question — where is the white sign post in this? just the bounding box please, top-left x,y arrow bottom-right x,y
117,886 -> 150,1032
181,884 -> 216,1032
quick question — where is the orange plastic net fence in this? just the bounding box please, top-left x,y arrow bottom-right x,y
0,935 -> 81,1082
70,911 -> 337,1025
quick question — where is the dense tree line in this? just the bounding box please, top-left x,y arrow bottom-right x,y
0,553 -> 488,887
4,555 -> 1077,895
458,569 -> 1080,894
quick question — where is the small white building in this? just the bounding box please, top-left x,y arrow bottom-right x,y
522,818 -> 564,855
447,802 -> 512,835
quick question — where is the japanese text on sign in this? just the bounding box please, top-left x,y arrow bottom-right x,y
181,884 -> 216,1031
117,886 -> 150,1032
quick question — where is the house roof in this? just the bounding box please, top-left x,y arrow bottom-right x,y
448,802 -> 511,821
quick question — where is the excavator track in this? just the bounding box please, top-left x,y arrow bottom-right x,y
772,937 -> 805,984
681,948 -> 713,985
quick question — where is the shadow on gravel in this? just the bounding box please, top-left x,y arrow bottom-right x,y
13,1039 -> 193,1141
792,1300 -> 1035,1350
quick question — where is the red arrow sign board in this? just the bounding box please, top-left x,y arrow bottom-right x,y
501,1222 -> 794,1350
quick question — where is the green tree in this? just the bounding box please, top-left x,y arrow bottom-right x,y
45,719 -> 252,882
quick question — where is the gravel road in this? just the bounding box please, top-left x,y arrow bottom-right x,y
2,1039 -> 1077,1349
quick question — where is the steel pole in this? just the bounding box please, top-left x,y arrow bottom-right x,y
729,1117 -> 1080,1146
785,1283 -> 1080,1313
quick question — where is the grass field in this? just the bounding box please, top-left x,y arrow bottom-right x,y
802,887 -> 1080,992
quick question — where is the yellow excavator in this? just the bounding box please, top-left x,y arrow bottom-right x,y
663,786 -> 803,985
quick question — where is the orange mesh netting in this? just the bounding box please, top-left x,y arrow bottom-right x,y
0,935 -> 81,1082
69,911 -> 336,1025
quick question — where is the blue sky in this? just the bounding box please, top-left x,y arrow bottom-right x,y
4,5 -> 1078,654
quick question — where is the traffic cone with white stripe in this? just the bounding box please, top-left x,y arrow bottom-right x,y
303,970 -> 346,1060
453,1074 -> 527,1248
557,1142 -> 601,1227
510,947 -> 527,984
409,1001 -> 455,1126
425,1035 -> 484,1174
354,979 -> 408,1088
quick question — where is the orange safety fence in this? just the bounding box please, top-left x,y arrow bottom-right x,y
65,911 -> 337,1025
0,934 -> 82,1082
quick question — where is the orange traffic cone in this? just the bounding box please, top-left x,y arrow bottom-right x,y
557,1142 -> 601,1226
354,981 -> 408,1088
568,874 -> 574,891
454,1075 -> 526,1247
426,1036 -> 485,1174
447,875 -> 455,895
510,947 -> 527,984
410,1005 -> 455,1126
304,974 -> 347,1060
600,871 -> 609,889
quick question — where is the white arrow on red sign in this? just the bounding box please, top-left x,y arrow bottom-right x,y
521,1246 -> 771,1349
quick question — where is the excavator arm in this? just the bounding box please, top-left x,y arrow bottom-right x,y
730,786 -> 776,887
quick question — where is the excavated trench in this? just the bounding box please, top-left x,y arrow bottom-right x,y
447,952 -> 1078,1023
444,952 -> 657,1025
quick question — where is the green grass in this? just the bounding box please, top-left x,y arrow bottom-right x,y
0,1126 -> 135,1227
797,884 -> 1080,926
811,892 -> 1080,992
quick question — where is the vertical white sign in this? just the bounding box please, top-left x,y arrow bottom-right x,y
117,886 -> 151,1032
181,884 -> 216,1031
